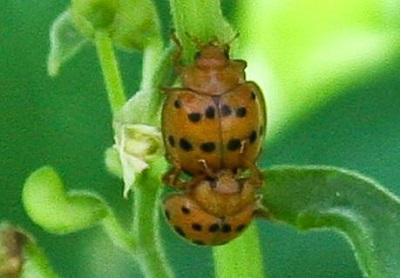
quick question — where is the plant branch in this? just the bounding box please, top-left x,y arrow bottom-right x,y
95,31 -> 126,115
213,223 -> 265,278
132,159 -> 173,278
139,38 -> 166,125
101,212 -> 136,253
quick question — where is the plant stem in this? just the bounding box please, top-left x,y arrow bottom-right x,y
95,31 -> 126,115
132,160 -> 173,278
213,223 -> 265,278
102,212 -> 136,253
95,28 -> 172,276
170,0 -> 235,62
139,38 -> 166,124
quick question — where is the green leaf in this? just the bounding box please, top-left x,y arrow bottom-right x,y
22,166 -> 109,234
48,9 -> 88,76
262,166 -> 400,277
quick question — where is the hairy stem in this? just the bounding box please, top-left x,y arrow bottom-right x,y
213,223 -> 265,278
102,212 -> 136,253
139,38 -> 166,125
95,31 -> 126,115
132,160 -> 173,278
95,28 -> 172,276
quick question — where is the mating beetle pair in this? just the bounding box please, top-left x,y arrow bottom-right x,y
161,39 -> 266,246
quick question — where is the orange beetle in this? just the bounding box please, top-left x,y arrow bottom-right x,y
161,40 -> 266,245
163,170 -> 260,245
162,42 -> 266,185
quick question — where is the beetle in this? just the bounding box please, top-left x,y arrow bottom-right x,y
162,41 -> 266,187
163,169 -> 261,245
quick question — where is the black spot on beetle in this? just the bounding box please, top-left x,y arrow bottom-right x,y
236,107 -> 247,117
168,135 -> 175,147
209,223 -> 219,233
221,224 -> 232,233
205,106 -> 215,119
200,142 -> 216,153
165,210 -> 170,220
249,130 -> 257,143
236,224 -> 246,232
188,112 -> 202,122
251,91 -> 256,100
193,240 -> 205,245
205,177 -> 217,188
174,226 -> 185,237
227,139 -> 241,151
181,206 -> 190,214
192,223 -> 202,231
195,51 -> 201,60
223,48 -> 230,59
221,105 -> 232,117
174,99 -> 181,108
179,138 -> 193,151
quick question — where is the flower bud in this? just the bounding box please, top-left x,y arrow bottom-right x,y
0,224 -> 27,278
71,0 -> 119,37
113,123 -> 163,197
111,0 -> 160,50
70,0 -> 161,50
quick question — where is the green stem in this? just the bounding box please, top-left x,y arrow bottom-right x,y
141,39 -> 164,92
140,38 -> 165,124
213,223 -> 265,278
95,31 -> 126,115
102,212 -> 136,253
125,42 -> 175,126
132,160 -> 173,278
170,0 -> 235,62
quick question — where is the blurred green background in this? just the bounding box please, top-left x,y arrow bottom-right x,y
1,0 -> 400,277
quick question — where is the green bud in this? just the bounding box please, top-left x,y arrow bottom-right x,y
22,167 -> 109,234
111,0 -> 161,50
70,0 -> 161,50
71,0 -> 119,37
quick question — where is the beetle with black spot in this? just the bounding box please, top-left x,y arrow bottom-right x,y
161,39 -> 267,246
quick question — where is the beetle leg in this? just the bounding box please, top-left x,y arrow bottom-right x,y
198,159 -> 215,178
239,140 -> 247,153
162,158 -> 190,190
252,199 -> 272,220
243,160 -> 263,188
184,174 -> 207,190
